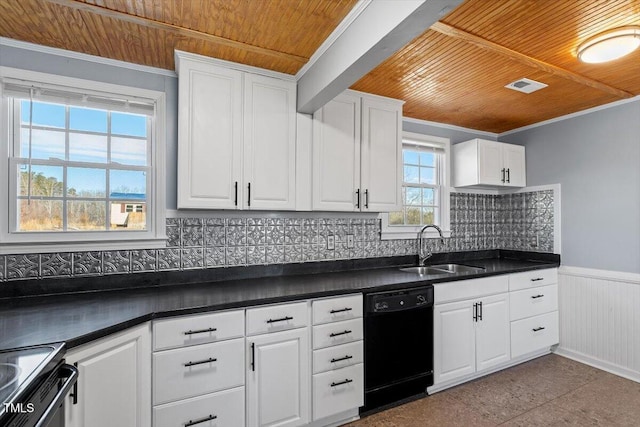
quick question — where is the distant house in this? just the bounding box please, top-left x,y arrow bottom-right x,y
110,192 -> 146,227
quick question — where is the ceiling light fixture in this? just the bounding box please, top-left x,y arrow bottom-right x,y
577,26 -> 640,63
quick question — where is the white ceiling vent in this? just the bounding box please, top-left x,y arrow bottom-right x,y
505,78 -> 548,94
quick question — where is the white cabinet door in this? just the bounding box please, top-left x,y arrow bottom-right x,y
433,300 -> 476,384
65,324 -> 151,427
243,74 -> 296,210
177,58 -> 243,209
475,293 -> 511,372
477,139 -> 503,186
360,96 -> 402,212
502,143 -> 526,187
247,328 -> 310,427
312,92 -> 361,211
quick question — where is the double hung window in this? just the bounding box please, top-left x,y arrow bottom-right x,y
381,132 -> 450,239
0,68 -> 166,252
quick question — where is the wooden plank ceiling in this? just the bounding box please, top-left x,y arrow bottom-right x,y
352,0 -> 640,133
1,0 -> 639,132
0,0 -> 358,74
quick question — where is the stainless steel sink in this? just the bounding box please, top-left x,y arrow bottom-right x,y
399,266 -> 452,275
427,263 -> 485,273
399,263 -> 485,275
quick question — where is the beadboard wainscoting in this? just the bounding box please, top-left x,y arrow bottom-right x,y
556,266 -> 640,383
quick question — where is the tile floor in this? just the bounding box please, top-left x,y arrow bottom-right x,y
348,354 -> 640,426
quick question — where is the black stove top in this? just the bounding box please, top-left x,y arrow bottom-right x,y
0,343 -> 65,418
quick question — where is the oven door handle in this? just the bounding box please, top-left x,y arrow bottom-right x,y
35,364 -> 79,427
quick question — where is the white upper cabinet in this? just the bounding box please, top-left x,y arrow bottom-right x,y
453,138 -> 526,188
312,92 -> 361,211
312,90 -> 403,212
361,96 -> 403,211
176,51 -> 296,210
243,73 -> 297,210
177,58 -> 243,209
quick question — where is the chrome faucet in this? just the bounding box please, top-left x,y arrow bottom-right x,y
417,224 -> 445,265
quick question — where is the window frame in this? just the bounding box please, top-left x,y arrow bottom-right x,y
380,132 -> 451,240
0,67 -> 166,254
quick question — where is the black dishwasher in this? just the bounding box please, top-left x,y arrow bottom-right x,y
363,285 -> 434,413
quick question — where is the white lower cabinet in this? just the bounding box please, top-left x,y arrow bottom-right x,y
311,294 -> 363,424
153,387 -> 245,427
434,292 -> 510,385
152,309 -> 246,426
153,338 -> 245,405
246,327 -> 310,427
65,323 -> 151,427
312,364 -> 364,420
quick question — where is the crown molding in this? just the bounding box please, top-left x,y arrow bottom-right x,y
174,50 -> 295,81
500,96 -> 640,136
0,36 -> 177,78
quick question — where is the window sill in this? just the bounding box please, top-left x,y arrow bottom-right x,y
380,229 -> 451,241
0,237 -> 167,255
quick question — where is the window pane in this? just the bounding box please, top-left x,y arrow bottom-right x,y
67,167 -> 106,198
20,128 -> 65,160
419,167 -> 435,184
419,151 -> 435,167
17,200 -> 63,231
389,211 -> 404,225
68,200 -> 106,230
404,165 -> 419,183
21,101 -> 65,128
69,133 -> 108,163
422,188 -> 435,205
405,207 -> 421,225
111,112 -> 147,137
111,137 -> 147,166
69,107 -> 107,133
405,187 -> 421,206
109,170 -> 146,197
422,207 -> 435,225
19,165 -> 64,197
403,150 -> 418,165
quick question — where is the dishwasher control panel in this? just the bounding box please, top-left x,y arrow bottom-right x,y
367,286 -> 434,313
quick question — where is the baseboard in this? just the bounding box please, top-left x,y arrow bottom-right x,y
307,408 -> 360,427
554,347 -> 640,383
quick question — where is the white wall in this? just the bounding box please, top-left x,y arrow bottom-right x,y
503,100 -> 640,274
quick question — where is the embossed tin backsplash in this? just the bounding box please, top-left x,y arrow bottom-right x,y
0,190 -> 554,282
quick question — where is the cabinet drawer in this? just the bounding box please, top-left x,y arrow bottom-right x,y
153,338 -> 244,405
313,294 -> 363,325
153,309 -> 244,351
313,318 -> 363,350
313,363 -> 364,421
511,311 -> 559,359
435,275 -> 509,304
509,268 -> 558,291
246,301 -> 308,336
313,341 -> 363,374
153,386 -> 244,427
510,284 -> 558,321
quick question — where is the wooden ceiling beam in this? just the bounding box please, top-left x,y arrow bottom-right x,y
43,0 -> 309,67
431,21 -> 634,99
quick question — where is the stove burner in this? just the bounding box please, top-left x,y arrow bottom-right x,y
0,363 -> 22,392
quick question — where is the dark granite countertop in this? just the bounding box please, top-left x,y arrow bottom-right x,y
0,250 -> 559,351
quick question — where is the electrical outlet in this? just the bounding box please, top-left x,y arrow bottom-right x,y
327,235 -> 335,250
347,234 -> 354,248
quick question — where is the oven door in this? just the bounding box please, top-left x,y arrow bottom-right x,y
35,364 -> 78,427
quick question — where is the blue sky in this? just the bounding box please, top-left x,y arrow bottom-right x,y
20,101 -> 147,196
